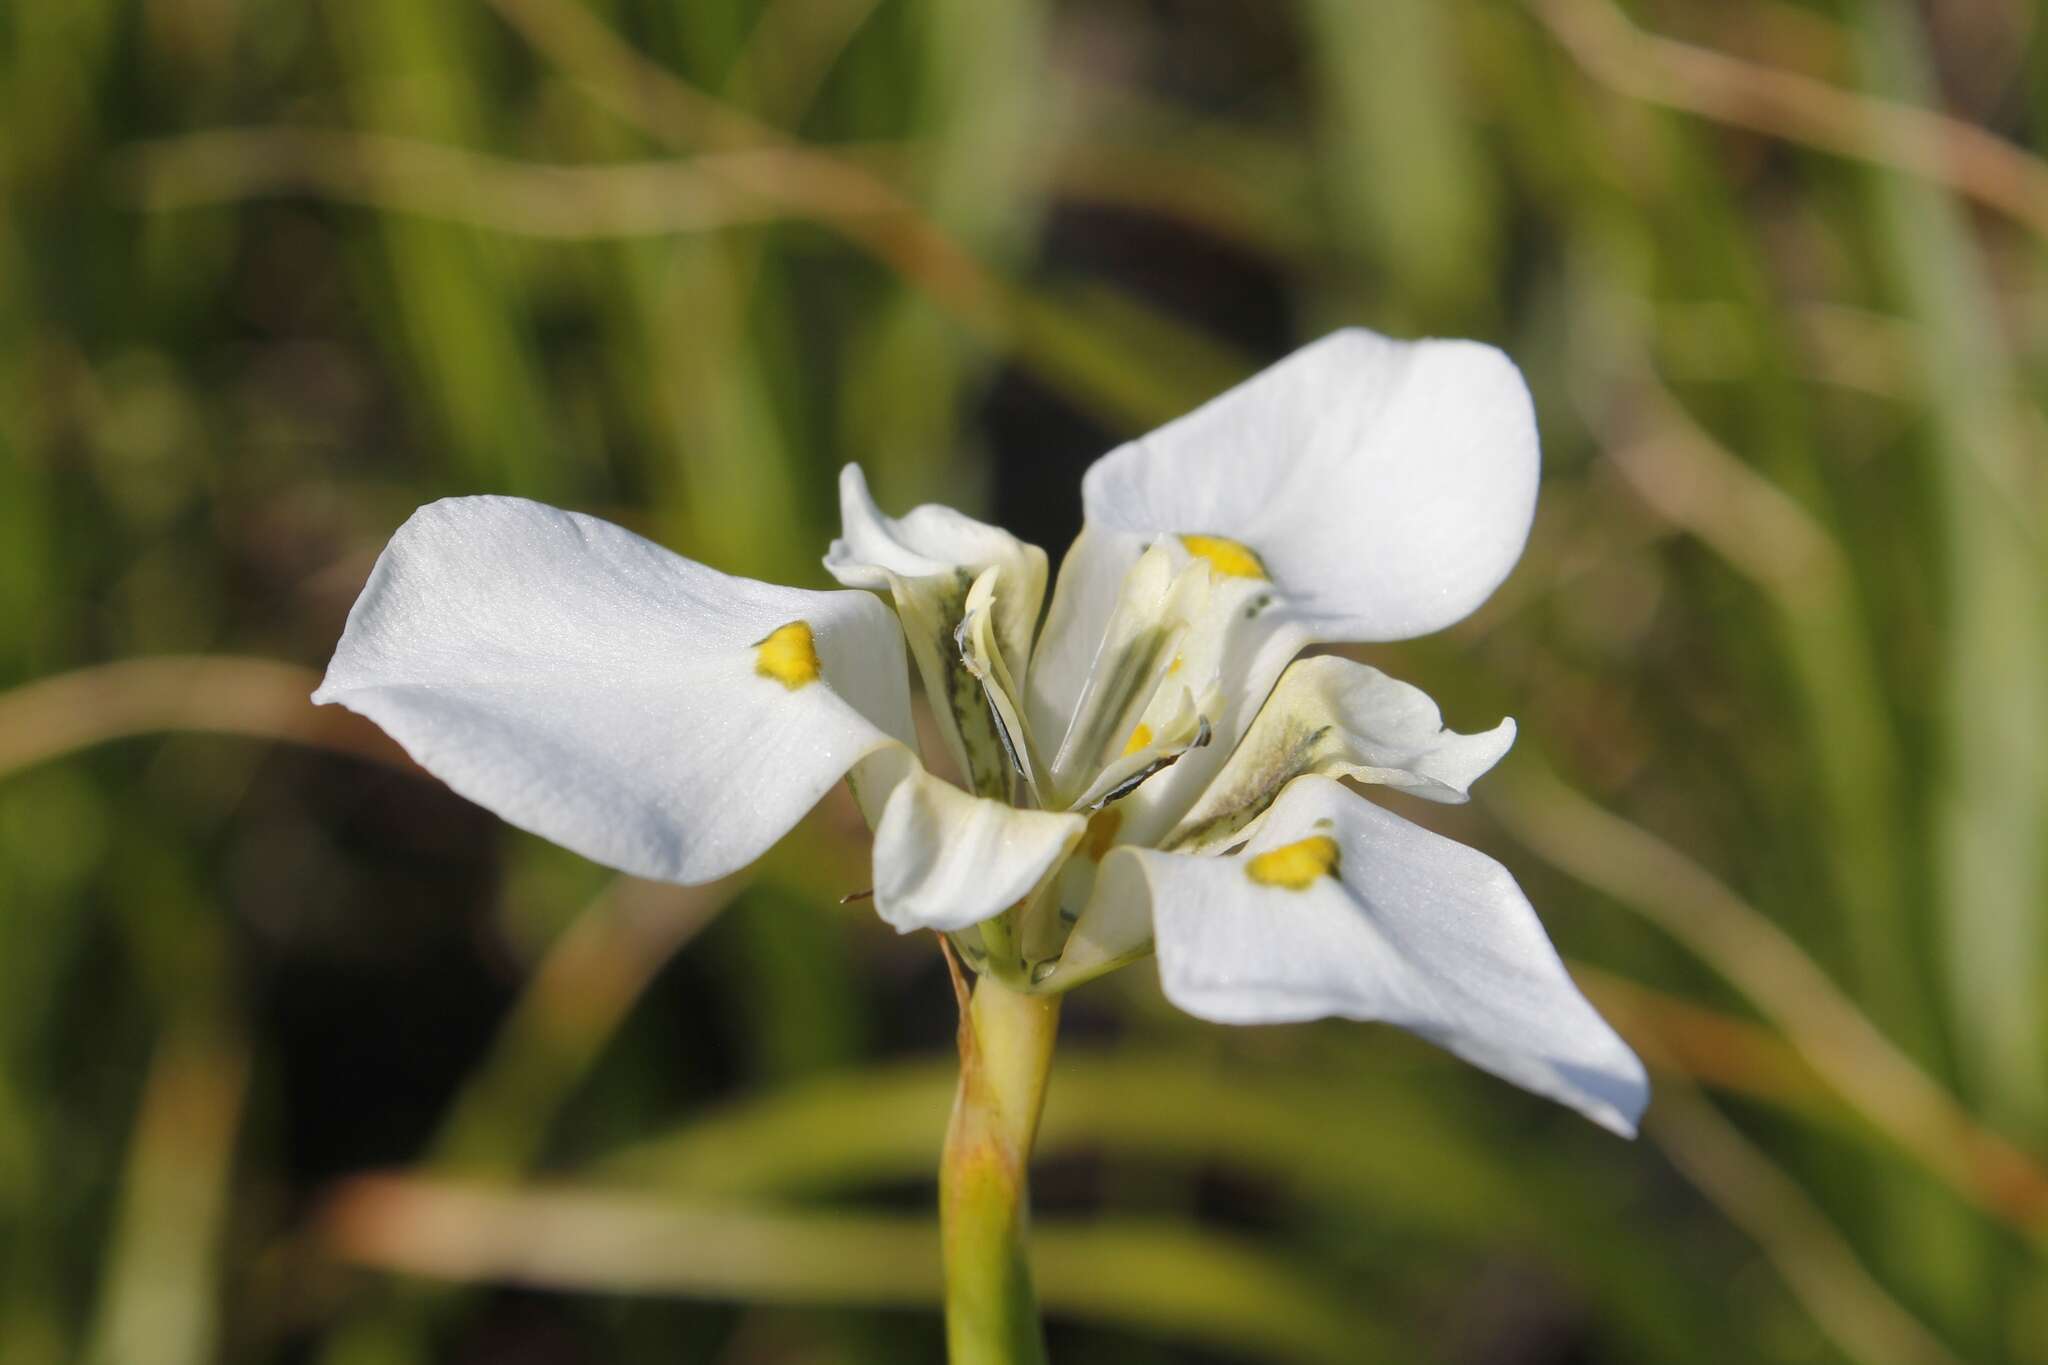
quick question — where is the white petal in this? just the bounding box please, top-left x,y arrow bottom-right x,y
1063,683 -> 1213,816
1081,329 -> 1540,642
1168,655 -> 1516,853
1108,775 -> 1646,1135
1041,543 -> 1206,799
314,496 -> 916,885
957,565 -> 1041,801
1088,550 -> 1308,847
870,765 -> 1085,932
1026,525 -> 1148,754
825,464 -> 1048,796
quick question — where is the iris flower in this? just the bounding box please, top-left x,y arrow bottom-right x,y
316,329 -> 1645,1355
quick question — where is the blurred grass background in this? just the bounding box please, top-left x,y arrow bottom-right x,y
2,0 -> 2045,1361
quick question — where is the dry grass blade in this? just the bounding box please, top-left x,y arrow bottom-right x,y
0,656 -> 415,781
1489,764 -> 2048,1236
315,1175 -> 1385,1364
430,874 -> 747,1172
81,1030 -> 250,1365
479,0 -> 1007,334
116,129 -> 823,238
1572,964 -> 1836,1118
1532,0 -> 2048,242
727,0 -> 888,126
1644,1078 -> 1965,1365
1596,381 -> 1849,612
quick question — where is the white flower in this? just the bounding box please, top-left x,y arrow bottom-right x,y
314,329 -> 1647,1135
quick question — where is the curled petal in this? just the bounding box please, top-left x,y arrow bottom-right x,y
1168,655 -> 1515,853
315,496 -> 915,885
1080,329 -> 1540,642
956,565 -> 1042,801
826,464 -> 1048,666
1096,776 -> 1647,1135
826,464 -> 1048,797
870,765 -> 1086,932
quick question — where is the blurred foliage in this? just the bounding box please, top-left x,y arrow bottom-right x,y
2,0 -> 2046,1361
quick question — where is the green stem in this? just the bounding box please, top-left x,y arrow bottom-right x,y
940,966 -> 1060,1364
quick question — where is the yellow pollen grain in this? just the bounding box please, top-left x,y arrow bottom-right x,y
1081,808 -> 1123,861
1246,835 -> 1339,890
1121,722 -> 1154,757
754,620 -> 821,690
1180,534 -> 1267,581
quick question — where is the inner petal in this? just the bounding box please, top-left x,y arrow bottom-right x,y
1042,544 -> 1207,802
1064,686 -> 1213,815
1038,534 -> 1309,838
1165,654 -> 1516,855
825,465 -> 1048,798
955,564 -> 1042,804
1081,547 -> 1308,848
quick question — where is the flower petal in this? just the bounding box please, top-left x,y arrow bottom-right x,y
1026,525 -> 1148,755
870,764 -> 1086,932
1080,329 -> 1540,642
1101,775 -> 1646,1135
1037,543 -> 1298,837
826,464 -> 1049,797
1167,655 -> 1515,853
1040,543 -> 1207,801
1088,548 -> 1307,847
314,496 -> 916,885
956,565 -> 1042,802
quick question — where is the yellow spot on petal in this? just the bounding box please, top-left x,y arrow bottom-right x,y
1121,722 -> 1154,757
1180,534 -> 1267,581
754,620 -> 821,690
1246,835 -> 1339,890
1081,808 -> 1123,861
1167,654 -> 1184,676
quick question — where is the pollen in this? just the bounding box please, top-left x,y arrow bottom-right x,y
1180,534 -> 1267,581
1246,835 -> 1339,890
1121,722 -> 1154,757
754,620 -> 821,690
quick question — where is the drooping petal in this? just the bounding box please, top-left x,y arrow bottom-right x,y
1094,775 -> 1647,1135
1080,329 -> 1540,643
826,464 -> 1049,797
869,764 -> 1085,932
1167,655 -> 1515,854
314,496 -> 916,885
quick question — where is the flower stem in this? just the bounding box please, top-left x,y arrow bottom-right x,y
940,958 -> 1060,1365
